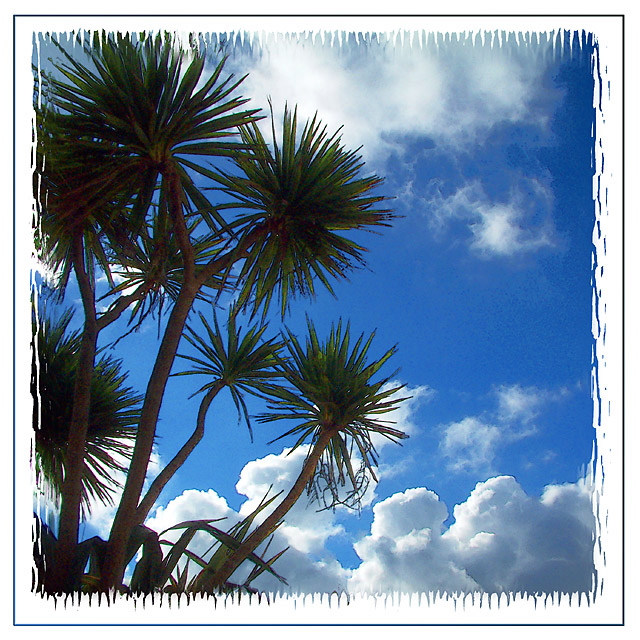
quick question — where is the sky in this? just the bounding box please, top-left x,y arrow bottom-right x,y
32,27 -> 601,598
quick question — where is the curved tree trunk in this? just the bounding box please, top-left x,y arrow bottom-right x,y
100,283 -> 198,591
134,381 -> 223,525
100,165 -> 199,591
211,427 -> 336,589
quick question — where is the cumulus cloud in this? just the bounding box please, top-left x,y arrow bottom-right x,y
142,444 -> 594,597
144,447 -> 351,592
134,381 -> 591,597
349,487 -> 479,594
443,476 -> 595,594
236,445 -> 347,553
349,475 -> 594,596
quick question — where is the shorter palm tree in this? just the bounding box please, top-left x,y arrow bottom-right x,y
209,318 -> 410,588
32,306 -> 142,517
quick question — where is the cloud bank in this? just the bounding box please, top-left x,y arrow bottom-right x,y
138,379 -> 592,596
145,450 -> 595,596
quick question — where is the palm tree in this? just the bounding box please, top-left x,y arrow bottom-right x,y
208,318 -> 409,588
32,306 -> 141,516
36,31 -> 261,591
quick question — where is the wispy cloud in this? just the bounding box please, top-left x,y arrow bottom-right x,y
495,383 -> 570,423
439,383 -> 571,474
440,416 -> 503,474
424,178 -> 555,258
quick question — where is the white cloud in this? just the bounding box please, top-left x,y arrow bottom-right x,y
425,179 -> 555,258
236,445 -> 346,554
349,486 -> 479,594
349,475 -> 594,596
135,379 -> 591,597
439,383 -> 571,474
228,34 -> 558,166
443,475 -> 595,594
142,447 -> 594,597
495,383 -> 546,423
440,416 -> 503,474
144,449 -> 351,592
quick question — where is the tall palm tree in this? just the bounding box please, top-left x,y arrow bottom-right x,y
32,306 -> 141,516
98,89 -> 395,590
209,318 -> 409,588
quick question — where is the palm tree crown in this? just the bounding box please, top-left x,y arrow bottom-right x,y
212,103 -> 395,319
260,318 -> 409,509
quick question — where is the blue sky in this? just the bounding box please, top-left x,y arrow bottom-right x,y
34,28 -> 599,596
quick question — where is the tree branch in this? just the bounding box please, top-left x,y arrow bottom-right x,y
135,381 -> 224,524
165,165 -> 196,282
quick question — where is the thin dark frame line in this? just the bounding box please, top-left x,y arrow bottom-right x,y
12,13 -> 628,17
620,12 -> 625,630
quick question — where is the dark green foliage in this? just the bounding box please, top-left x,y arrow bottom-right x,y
211,103 -> 394,319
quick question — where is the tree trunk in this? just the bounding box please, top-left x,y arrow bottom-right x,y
100,162 -> 205,590
211,427 -> 336,589
46,234 -> 97,593
99,282 -> 198,590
